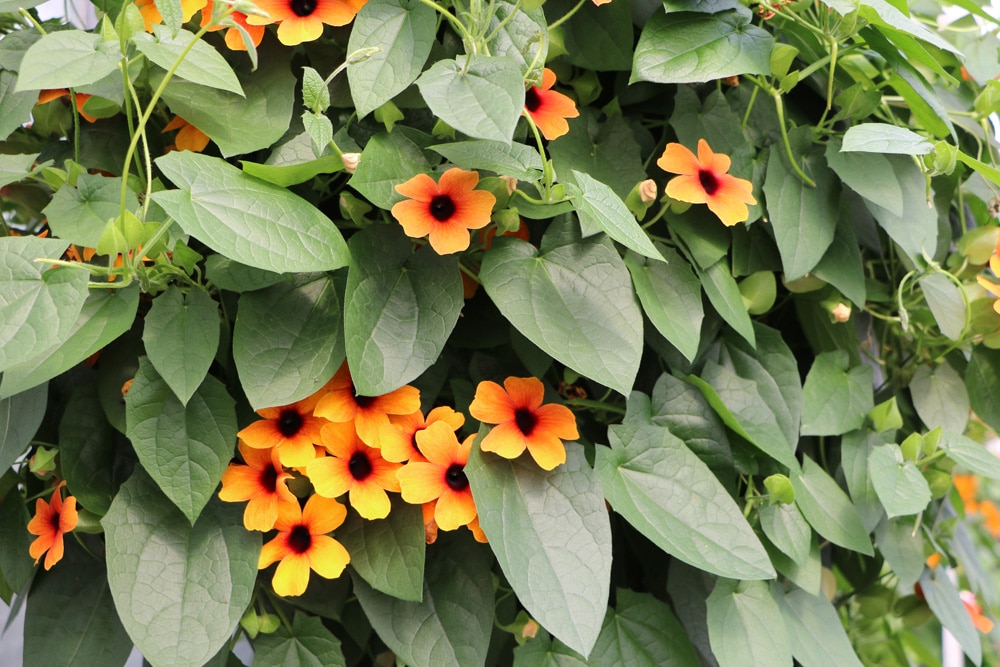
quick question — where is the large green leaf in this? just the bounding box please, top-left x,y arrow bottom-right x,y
625,246 -> 703,363
0,492 -> 34,596
567,171 -> 662,260
551,0 -> 633,72
23,543 -> 132,667
466,442 -> 611,657
758,502 -> 811,566
0,71 -> 36,142
349,131 -> 431,210
125,357 -> 237,524
840,430 -> 886,533
874,517 -> 924,590
59,383 -> 122,515
791,455 -> 874,555
840,123 -> 933,155
234,273 -> 345,410
345,226 -> 463,396
548,109 -> 647,200
252,614 -> 346,667
43,174 -> 139,248
15,30 -> 120,90
800,350 -> 873,436
480,236 -> 642,395
596,422 -> 774,580
0,153 -> 41,188
648,374 -> 735,472
348,0 -> 436,117
102,470 -> 260,667
416,55 -> 524,144
152,151 -> 349,273
0,238 -> 89,373
939,432 -> 1000,481
966,346 -> 1000,436
429,140 -> 543,182
632,8 -> 772,84
0,383 -> 46,474
825,140 -> 903,218
338,499 -> 425,602
918,567 -> 981,665
143,286 -> 219,406
588,589 -> 700,666
352,536 -> 493,667
811,203 -> 867,307
776,588 -> 864,667
133,26 -> 243,95
697,259 -> 755,347
868,444 -> 932,518
705,580 -> 791,667
919,272 -> 966,341
488,0 -> 548,74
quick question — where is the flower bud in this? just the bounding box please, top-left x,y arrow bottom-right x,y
341,152 -> 361,174
831,302 -> 852,322
639,178 -> 657,204
500,175 -> 518,196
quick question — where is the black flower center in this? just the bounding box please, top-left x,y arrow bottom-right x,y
355,394 -> 376,408
290,0 -> 316,17
445,464 -> 468,492
429,195 -> 456,222
288,524 -> 311,554
514,407 -> 537,436
411,430 -> 423,457
525,87 -> 542,113
698,169 -> 719,196
260,465 -> 279,492
50,511 -> 62,532
349,451 -> 373,480
277,409 -> 303,437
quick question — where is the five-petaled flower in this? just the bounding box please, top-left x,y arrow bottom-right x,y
313,362 -> 421,446
306,427 -> 402,520
657,138 -> 757,227
247,0 -> 368,46
258,494 -> 350,597
378,406 -> 465,463
396,422 -> 478,531
219,441 -> 298,531
391,168 -> 496,255
237,394 -> 329,468
523,68 -> 579,141
27,481 -> 79,570
469,376 -> 579,471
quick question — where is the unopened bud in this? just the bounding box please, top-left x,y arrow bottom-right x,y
347,46 -> 380,65
500,175 -> 518,196
341,152 -> 361,174
639,178 -> 657,204
521,619 -> 540,639
121,378 -> 134,396
831,302 -> 851,322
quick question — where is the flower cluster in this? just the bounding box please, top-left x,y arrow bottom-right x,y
219,364 -> 578,597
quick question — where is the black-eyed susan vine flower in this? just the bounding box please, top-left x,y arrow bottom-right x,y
36,89 -> 97,123
390,168 -> 496,255
523,68 -> 580,141
657,138 -> 757,227
218,441 -> 298,532
306,427 -> 402,520
977,241 -> 1000,315
162,116 -> 210,153
27,481 -> 78,570
237,393 -> 329,468
313,362 -> 421,446
199,0 -> 265,51
469,376 -> 579,471
397,422 -> 479,532
378,405 -> 465,463
246,0 -> 368,46
258,495 -> 350,597
135,0 -> 207,32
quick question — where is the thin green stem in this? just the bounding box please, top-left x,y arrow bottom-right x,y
416,0 -> 474,45
523,113 -> 554,200
741,85 -> 759,131
772,90 -> 816,187
548,0 -> 587,31
564,398 -> 626,415
19,8 -> 46,33
68,90 -> 81,164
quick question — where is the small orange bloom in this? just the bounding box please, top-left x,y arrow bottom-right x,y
961,590 -> 995,634
163,116 -> 210,153
953,473 -> 979,513
397,422 -> 478,531
925,552 -> 942,570
976,249 -> 1000,316
378,406 -> 465,463
36,89 -> 97,123
979,499 -> 1000,538
523,69 -> 579,141
135,0 -> 208,31
657,139 -> 757,226
258,494 -> 350,597
246,0 -> 367,45
391,168 -> 496,255
313,363 -> 421,446
237,394 -> 329,468
306,427 -> 402,520
469,376 -> 579,471
27,482 -> 79,570
200,0 -> 265,50
218,442 -> 298,531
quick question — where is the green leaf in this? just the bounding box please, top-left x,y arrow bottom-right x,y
670,87 -> 746,158
631,9 -> 772,84
338,499 -> 425,602
488,0 -> 548,75
791,455 -> 874,555
240,155 -> 344,188
860,154 -> 938,264
352,536 -> 493,667
23,542 -> 132,667
919,272 -> 966,341
552,0 -> 633,72
874,516 -> 924,589
0,238 -> 89,373
918,567 -> 981,665
840,123 -> 933,155
649,374 -> 735,472
43,174 -> 140,248
868,444 -> 932,518
234,273 -> 345,410
345,226 -> 463,396
0,286 -> 140,399
15,31 -> 120,91
0,71 -> 37,142
133,27 -> 243,96
596,422 -> 774,580
252,614 -> 346,667
480,236 -> 642,395
965,346 -> 1000,437
347,0 -> 436,118
810,200 -> 867,307
143,286 -> 219,405
103,470 -> 260,667
125,357 -> 237,524
957,150 -> 1000,189
154,0 -> 183,34
775,588 -> 864,667
939,432 -> 1000,481
706,579 -> 791,667
467,442 -> 611,657
0,492 -> 34,595
857,0 -> 960,57
697,259 -> 755,348
548,108 -> 647,200
204,256 -> 286,293
152,151 -> 349,273
759,502 -> 811,566
0,153 -> 40,189
800,350 -> 874,436
349,131 -> 430,210
0,383 -> 46,474
429,140 -> 543,181
567,171 -> 662,261
513,634 -> 589,666
825,140 -> 903,218
625,245 -> 703,363
588,589 -> 701,666
416,55 -> 525,144
840,430 -> 886,533
59,383 -> 121,515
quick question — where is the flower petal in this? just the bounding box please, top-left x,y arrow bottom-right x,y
307,535 -> 351,579
349,482 -> 392,520
469,380 -> 515,424
397,461 -> 449,504
657,142 -> 700,176
434,489 -> 477,531
503,376 -> 544,411
665,174 -> 710,204
306,456 -> 354,499
303,494 -> 347,535
525,435 -> 567,471
479,421 -> 528,459
272,553 -> 312,596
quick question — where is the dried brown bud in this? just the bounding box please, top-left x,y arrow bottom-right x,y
341,152 -> 361,174
831,303 -> 852,323
639,178 -> 658,204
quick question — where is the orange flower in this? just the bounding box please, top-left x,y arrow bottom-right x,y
258,495 -> 350,597
246,0 -> 367,45
953,473 -> 979,513
391,168 -> 496,255
657,138 -> 757,227
135,0 -> 208,31
313,363 -> 421,446
979,499 -> 1000,538
397,422 -> 478,531
237,394 -> 329,468
378,406 -> 465,463
306,427 -> 402,520
163,116 -> 210,153
523,69 -> 579,141
218,442 -> 298,531
469,376 -> 579,471
200,0 -> 265,50
961,590 -> 995,634
36,89 -> 97,123
976,249 -> 1000,316
27,482 -> 79,570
